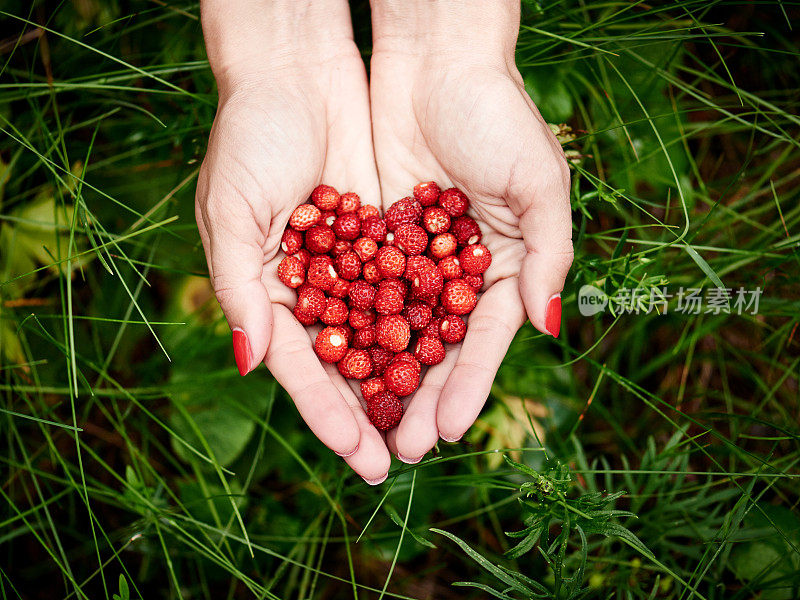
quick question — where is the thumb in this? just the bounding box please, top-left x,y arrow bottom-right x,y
196,198 -> 273,375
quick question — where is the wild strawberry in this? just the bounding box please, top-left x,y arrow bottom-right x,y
413,181 -> 441,207
414,336 -> 445,366
385,197 -> 423,231
411,264 -> 444,298
383,360 -> 419,397
311,184 -> 340,210
305,225 -> 336,254
349,308 -> 376,329
420,316 -> 441,338
353,237 -> 378,262
366,391 -> 403,431
439,315 -> 466,343
374,286 -> 404,315
296,285 -> 326,319
376,246 -> 406,278
459,244 -> 492,275
422,206 -> 451,234
289,204 -> 321,231
329,278 -> 351,299
335,250 -> 362,281
321,297 -> 348,326
369,346 -> 394,376
404,255 -> 436,280
361,377 -> 385,400
293,304 -> 318,326
337,192 -> 361,214
281,229 -> 303,255
314,326 -> 349,363
464,274 -> 484,291
292,248 -> 311,270
376,314 -> 410,353
332,239 -> 352,256
392,351 -> 420,368
433,305 -> 448,318
348,280 -> 376,310
321,210 -> 337,227
429,233 -> 458,259
438,256 -> 463,280
337,348 -> 372,379
403,300 -> 433,330
278,255 -> 305,288
333,213 -> 361,241
307,255 -> 338,291
358,205 -> 380,220
438,188 -> 469,217
451,216 -> 482,246
394,224 -> 428,255
441,279 -> 477,315
353,324 -> 377,349
338,325 -> 354,345
379,278 -> 407,298
362,260 -> 382,284
361,216 -> 387,242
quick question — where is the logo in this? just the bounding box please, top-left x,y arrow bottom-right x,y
578,284 -> 608,316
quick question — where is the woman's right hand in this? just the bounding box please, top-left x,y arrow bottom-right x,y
195,0 -> 391,483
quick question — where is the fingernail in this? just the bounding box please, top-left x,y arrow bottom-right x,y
232,327 -> 252,376
439,432 -> 462,443
545,294 -> 562,338
397,453 -> 423,464
336,444 -> 359,458
363,473 -> 388,486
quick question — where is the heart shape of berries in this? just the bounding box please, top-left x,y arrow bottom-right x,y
277,182 -> 491,431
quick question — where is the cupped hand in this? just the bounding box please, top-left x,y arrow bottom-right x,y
195,42 -> 392,483
370,44 -> 574,462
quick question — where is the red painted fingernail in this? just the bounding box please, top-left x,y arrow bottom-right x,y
545,294 -> 562,338
232,328 -> 252,376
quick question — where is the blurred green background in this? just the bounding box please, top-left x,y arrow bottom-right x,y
1,1 -> 799,598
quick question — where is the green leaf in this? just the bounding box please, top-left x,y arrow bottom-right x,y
384,504 -> 436,549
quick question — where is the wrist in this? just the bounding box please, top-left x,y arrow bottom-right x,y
370,0 -> 519,63
201,0 -> 356,92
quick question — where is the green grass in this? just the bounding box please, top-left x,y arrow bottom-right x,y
1,0 -> 799,598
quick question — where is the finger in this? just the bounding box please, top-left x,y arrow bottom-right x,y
197,194 -> 273,375
265,306 -> 361,457
386,346 -> 460,464
321,363 -> 392,484
508,119 -> 574,338
437,279 -> 526,442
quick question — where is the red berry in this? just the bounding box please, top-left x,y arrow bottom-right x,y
333,213 -> 361,241
307,255 -> 338,291
335,250 -> 362,281
404,255 -> 436,281
376,314 -> 410,353
394,224 -> 428,255
358,205 -> 380,220
429,233 -> 458,259
385,197 -> 423,231
403,300 -> 433,330
293,304 -> 318,326
348,280 -> 376,310
411,264 -> 444,298
296,285 -> 326,319
369,346 -> 394,376
451,216 -> 482,246
362,260 -> 382,284
413,181 -> 441,207
422,206 -> 450,234
383,360 -> 419,397
337,192 -> 361,214
459,244 -> 492,275
337,348 -> 372,379
314,326 -> 349,363
438,256 -> 463,280
374,286 -> 404,315
278,255 -> 305,288
353,237 -> 378,262
349,308 -> 376,329
441,280 -> 477,315
329,278 -> 351,299
321,210 -> 337,227
361,216 -> 387,242
379,278 -> 408,298
439,315 -> 466,343
321,297 -> 349,326
420,316 -> 441,339
361,377 -> 386,400
414,336 -> 445,366
366,391 -> 403,430
438,188 -> 469,217
464,274 -> 484,291
305,225 -> 335,254
281,229 -> 303,255
289,204 -> 321,231
376,246 -> 406,278
311,184 -> 340,211
353,324 -> 377,349
392,351 -> 420,368
332,239 -> 352,256
292,249 -> 311,270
